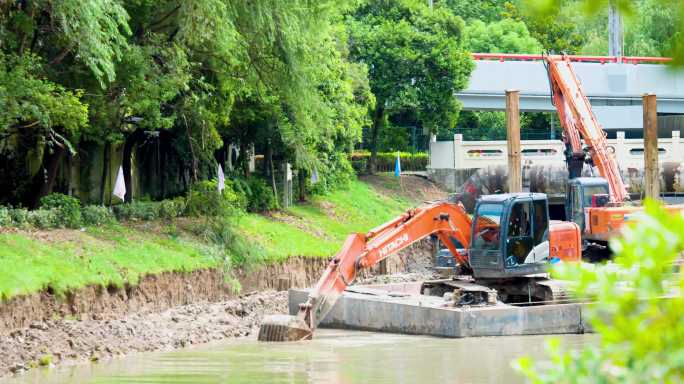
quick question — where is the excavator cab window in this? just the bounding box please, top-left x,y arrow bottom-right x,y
566,179 -> 610,232
570,184 -> 584,231
583,185 -> 609,207
472,203 -> 502,250
532,200 -> 549,244
505,200 -> 534,266
505,198 -> 550,268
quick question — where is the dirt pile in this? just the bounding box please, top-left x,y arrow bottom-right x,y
1,290 -> 287,376
360,174 -> 448,203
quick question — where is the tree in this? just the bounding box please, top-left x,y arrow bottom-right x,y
524,0 -> 684,62
0,0 -> 125,205
442,0 -> 510,23
0,0 -> 372,208
466,19 -> 543,53
507,1 -> 586,54
515,201 -> 684,382
347,0 -> 473,173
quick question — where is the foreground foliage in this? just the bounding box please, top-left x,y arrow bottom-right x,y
515,201 -> 684,383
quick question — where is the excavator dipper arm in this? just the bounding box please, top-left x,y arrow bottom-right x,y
258,201 -> 472,341
546,55 -> 629,203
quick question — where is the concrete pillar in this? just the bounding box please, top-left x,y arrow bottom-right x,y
673,130 -> 682,164
615,131 -> 627,165
454,133 -> 463,169
506,90 -> 522,193
643,93 -> 659,199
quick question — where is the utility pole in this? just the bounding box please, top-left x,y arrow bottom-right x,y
506,90 -> 522,193
608,0 -> 623,58
643,94 -> 659,200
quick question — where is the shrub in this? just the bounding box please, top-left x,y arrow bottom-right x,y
27,209 -> 59,229
350,151 -> 428,173
351,156 -> 368,175
38,354 -> 52,367
515,201 -> 684,383
310,152 -> 356,195
245,178 -> 277,212
40,193 -> 82,228
82,205 -> 116,226
185,180 -> 246,217
112,201 -> 160,221
159,197 -> 187,219
9,208 -> 29,228
0,207 -> 10,227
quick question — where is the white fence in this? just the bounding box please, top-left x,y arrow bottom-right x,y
430,131 -> 684,172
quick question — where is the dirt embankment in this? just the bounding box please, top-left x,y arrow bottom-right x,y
0,239 -> 436,377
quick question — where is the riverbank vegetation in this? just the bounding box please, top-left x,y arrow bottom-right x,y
0,176 -> 420,299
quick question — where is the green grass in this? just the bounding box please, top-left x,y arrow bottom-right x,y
0,178 -> 414,299
0,225 -> 220,299
238,179 -> 411,262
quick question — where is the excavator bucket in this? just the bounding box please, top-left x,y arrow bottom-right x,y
257,315 -> 312,342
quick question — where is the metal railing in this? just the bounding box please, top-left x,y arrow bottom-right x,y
471,53 -> 672,65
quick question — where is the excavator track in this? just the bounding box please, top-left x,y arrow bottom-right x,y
533,278 -> 572,304
422,276 -> 573,306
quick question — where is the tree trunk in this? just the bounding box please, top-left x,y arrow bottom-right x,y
29,145 -> 66,208
367,103 -> 384,174
100,141 -> 110,205
268,147 -> 280,209
159,130 -> 170,199
298,168 -> 306,202
122,129 -> 145,203
240,142 -> 251,178
264,141 -> 272,176
182,114 -> 198,183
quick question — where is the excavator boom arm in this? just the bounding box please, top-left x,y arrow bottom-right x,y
298,201 -> 472,333
546,55 -> 629,203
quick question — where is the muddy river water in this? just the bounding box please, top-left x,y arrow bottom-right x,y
7,330 -> 592,384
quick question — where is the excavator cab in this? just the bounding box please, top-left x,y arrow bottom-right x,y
565,177 -> 610,233
469,193 -> 551,279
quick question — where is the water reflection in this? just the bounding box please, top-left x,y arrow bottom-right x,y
7,330 -> 592,384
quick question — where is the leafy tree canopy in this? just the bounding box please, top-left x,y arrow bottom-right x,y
466,18 -> 543,53
347,0 -> 473,172
524,0 -> 684,62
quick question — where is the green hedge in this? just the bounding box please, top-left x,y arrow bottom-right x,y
0,175 -> 278,230
351,151 -> 428,174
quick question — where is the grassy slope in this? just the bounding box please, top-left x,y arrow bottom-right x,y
0,225 -> 219,299
0,177 -> 413,299
238,178 -> 410,261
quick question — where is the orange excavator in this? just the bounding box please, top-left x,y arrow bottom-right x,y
544,54 -> 684,243
258,193 -> 582,341
258,54 -> 682,341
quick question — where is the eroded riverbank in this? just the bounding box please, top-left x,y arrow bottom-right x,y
1,290 -> 288,376
0,240 -> 435,378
